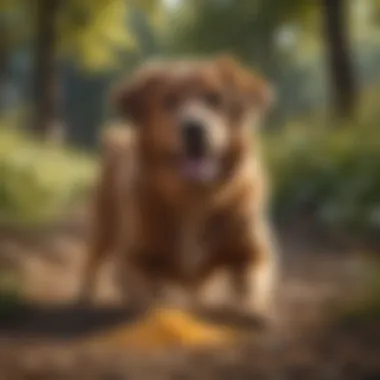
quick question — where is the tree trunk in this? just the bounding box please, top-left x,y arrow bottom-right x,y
321,0 -> 357,121
0,25 -> 8,112
0,32 -> 6,85
32,0 -> 63,141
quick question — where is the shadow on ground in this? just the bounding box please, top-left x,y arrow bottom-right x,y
0,304 -> 143,340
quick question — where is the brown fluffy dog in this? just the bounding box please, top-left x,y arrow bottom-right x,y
81,55 -> 278,320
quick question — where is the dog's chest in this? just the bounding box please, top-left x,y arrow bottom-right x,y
179,216 -> 206,277
178,197 -> 225,277
177,209 -> 229,278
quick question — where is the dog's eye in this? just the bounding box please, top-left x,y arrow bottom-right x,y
163,93 -> 179,111
204,92 -> 222,108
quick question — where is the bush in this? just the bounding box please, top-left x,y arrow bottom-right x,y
264,119 -> 380,236
0,127 -> 95,224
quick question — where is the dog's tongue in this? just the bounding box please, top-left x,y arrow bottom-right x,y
182,159 -> 217,182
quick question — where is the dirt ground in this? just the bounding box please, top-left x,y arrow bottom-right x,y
0,218 -> 379,380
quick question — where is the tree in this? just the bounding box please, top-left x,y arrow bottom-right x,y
0,0 -> 27,113
0,24 -> 8,108
321,0 -> 357,121
0,0 -> 164,140
32,0 -> 61,139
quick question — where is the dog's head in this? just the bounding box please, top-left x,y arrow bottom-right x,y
112,55 -> 273,186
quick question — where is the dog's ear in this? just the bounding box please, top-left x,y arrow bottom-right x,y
110,77 -> 141,125
110,67 -> 163,126
216,54 -> 275,114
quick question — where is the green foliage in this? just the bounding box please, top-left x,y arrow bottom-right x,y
57,0 -> 165,71
0,126 -> 95,224
59,0 -> 134,71
165,0 -> 318,71
264,118 -> 380,234
0,0 -> 32,47
0,0 -> 164,72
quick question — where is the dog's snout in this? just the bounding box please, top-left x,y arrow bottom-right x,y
181,119 -> 207,158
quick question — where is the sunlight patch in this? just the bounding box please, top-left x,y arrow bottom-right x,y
83,308 -> 236,351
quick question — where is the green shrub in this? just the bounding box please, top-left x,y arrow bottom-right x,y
0,127 -> 95,224
264,120 -> 380,235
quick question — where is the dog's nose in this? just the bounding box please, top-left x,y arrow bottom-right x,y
181,119 -> 207,158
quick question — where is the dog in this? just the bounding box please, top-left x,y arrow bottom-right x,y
80,55 -> 278,322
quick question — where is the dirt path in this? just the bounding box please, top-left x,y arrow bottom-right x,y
0,225 -> 379,379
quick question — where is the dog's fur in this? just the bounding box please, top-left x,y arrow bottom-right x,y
81,55 -> 278,318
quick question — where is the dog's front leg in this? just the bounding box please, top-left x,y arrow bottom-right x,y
116,253 -> 164,312
229,221 -> 278,324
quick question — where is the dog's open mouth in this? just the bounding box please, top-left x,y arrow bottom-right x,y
182,157 -> 219,182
